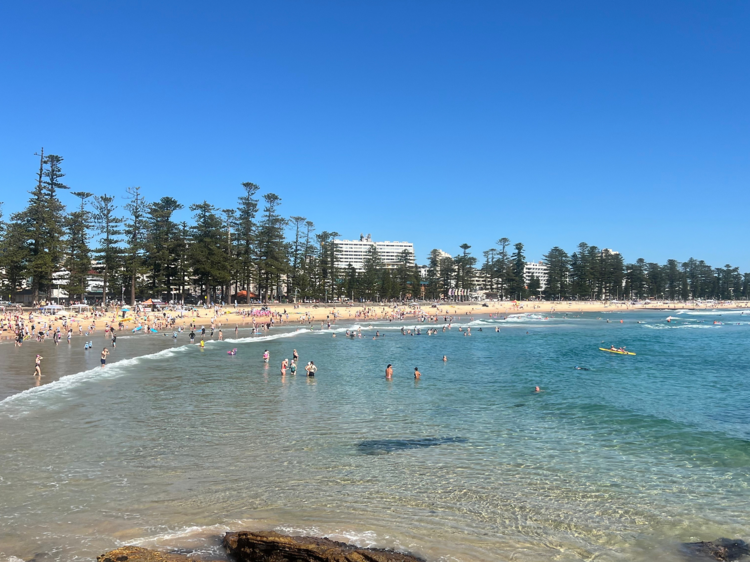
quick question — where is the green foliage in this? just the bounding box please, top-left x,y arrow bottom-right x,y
63,192 -> 93,300
1,153 -> 747,305
91,194 -> 123,303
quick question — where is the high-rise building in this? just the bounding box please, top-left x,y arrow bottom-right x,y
334,234 -> 415,272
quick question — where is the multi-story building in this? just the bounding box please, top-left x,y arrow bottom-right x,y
334,234 -> 415,272
523,261 -> 549,291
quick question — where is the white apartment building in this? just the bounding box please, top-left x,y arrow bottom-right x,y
334,234 -> 415,272
523,261 -> 549,291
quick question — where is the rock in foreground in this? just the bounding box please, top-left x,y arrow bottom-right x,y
681,539 -> 750,561
223,530 -> 426,562
97,546 -> 220,562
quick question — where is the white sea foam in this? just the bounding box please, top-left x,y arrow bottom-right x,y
273,525 -> 380,549
125,523 -> 233,547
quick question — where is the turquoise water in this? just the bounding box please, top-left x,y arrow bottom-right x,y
1,310 -> 749,561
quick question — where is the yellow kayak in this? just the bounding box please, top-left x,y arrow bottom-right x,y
599,347 -> 636,356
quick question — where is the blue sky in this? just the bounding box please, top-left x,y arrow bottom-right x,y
1,1 -> 748,269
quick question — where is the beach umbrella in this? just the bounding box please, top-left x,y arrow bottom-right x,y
121,306 -> 131,311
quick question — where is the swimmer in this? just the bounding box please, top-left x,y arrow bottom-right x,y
534,386 -> 541,393
574,366 -> 590,371
100,347 -> 109,368
200,340 -> 205,349
290,360 -> 297,375
414,367 -> 421,379
33,355 -> 43,377
442,355 -> 447,362
305,361 -> 317,376
263,350 -> 269,363
385,364 -> 393,379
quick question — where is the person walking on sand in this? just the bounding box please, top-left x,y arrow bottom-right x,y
385,364 -> 393,379
100,347 -> 110,368
33,355 -> 43,377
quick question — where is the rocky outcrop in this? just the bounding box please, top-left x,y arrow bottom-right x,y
223,530 -> 426,562
681,539 -> 750,561
97,546 -> 220,562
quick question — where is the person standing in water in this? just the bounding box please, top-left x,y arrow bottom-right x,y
281,358 -> 288,375
385,364 -> 393,379
100,347 -> 110,368
414,367 -> 421,379
263,350 -> 269,363
33,355 -> 43,377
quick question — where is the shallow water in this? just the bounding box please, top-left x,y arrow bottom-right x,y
1,311 -> 749,561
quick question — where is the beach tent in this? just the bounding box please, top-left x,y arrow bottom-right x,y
70,304 -> 91,310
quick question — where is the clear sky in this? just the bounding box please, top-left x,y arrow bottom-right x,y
1,1 -> 748,269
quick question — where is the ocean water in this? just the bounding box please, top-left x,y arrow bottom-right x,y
1,310 -> 749,562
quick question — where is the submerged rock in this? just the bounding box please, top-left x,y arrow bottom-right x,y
356,436 -> 468,455
97,546 -> 220,562
223,530 -> 426,561
681,538 -> 750,561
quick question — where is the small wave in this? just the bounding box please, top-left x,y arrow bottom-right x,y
641,324 -> 722,330
0,345 -> 192,416
683,310 -> 748,316
224,328 -> 310,343
126,523 -> 232,547
309,324 -> 368,334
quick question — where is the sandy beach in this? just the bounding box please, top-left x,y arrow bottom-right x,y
3,299 -> 749,344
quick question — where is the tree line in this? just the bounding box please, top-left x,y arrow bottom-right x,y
421,240 -> 749,301
0,152 -> 747,304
